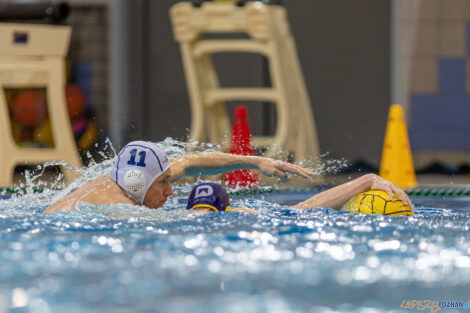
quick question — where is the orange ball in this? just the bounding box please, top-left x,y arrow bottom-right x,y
11,90 -> 48,128
66,84 -> 86,120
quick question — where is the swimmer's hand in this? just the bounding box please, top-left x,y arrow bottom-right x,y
256,158 -> 312,179
368,174 -> 413,208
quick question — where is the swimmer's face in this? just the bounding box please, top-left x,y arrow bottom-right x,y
143,168 -> 173,209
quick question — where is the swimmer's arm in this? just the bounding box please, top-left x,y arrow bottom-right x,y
43,195 -> 78,213
43,176 -> 136,213
44,192 -> 136,214
232,207 -> 258,214
169,152 -> 312,181
291,174 -> 412,210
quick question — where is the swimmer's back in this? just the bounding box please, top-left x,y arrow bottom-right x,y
43,175 -> 136,213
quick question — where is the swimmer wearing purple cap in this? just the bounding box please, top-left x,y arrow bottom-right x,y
187,183 -> 232,212
186,182 -> 257,213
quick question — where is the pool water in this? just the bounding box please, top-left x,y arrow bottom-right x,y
1,190 -> 469,313
0,141 -> 469,313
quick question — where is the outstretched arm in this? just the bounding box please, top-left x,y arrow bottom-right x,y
232,207 -> 258,213
291,174 -> 413,210
169,152 -> 312,182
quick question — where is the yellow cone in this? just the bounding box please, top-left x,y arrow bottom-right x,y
379,104 -> 417,189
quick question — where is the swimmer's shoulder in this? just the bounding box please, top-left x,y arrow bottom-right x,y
43,175 -> 135,214
85,175 -> 136,205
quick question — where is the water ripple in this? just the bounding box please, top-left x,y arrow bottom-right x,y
0,141 -> 469,313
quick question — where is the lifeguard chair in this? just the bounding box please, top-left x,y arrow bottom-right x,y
170,1 -> 321,167
0,23 -> 82,187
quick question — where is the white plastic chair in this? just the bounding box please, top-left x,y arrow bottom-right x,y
170,2 -> 321,168
0,23 -> 82,187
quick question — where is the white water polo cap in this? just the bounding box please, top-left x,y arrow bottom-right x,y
110,141 -> 170,204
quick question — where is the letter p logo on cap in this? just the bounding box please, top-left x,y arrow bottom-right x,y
195,185 -> 214,198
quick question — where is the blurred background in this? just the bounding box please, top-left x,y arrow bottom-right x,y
1,0 -> 469,182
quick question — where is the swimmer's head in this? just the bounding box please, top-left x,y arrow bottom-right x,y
186,183 -> 232,212
110,141 -> 171,206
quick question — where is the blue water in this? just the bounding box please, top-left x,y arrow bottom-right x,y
1,186 -> 470,313
0,138 -> 469,313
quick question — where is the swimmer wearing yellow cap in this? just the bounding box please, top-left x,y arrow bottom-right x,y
44,140 -> 313,213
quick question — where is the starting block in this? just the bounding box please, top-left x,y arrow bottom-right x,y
0,23 -> 82,187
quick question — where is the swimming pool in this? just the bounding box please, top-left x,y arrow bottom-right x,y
1,184 -> 469,313
1,137 -> 469,313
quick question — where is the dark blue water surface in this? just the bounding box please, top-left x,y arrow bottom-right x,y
0,186 -> 469,313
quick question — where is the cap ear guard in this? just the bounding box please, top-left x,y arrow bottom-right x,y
123,169 -> 147,200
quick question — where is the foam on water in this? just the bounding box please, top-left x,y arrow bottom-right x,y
0,139 -> 469,313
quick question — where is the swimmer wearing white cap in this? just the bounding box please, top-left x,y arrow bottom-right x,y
44,140 -> 314,213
